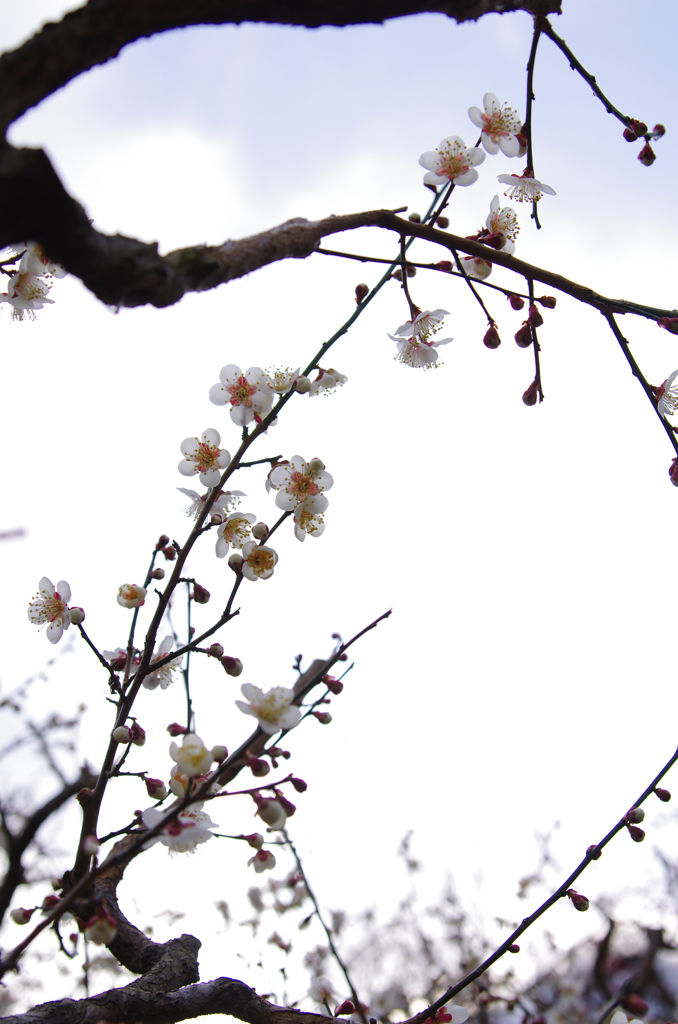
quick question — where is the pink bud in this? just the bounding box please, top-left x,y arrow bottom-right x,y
522,380 -> 539,407
627,823 -> 645,842
69,606 -> 85,625
566,889 -> 589,912
221,655 -> 243,677
655,787 -> 671,802
10,907 -> 35,925
42,894 -> 60,911
335,1001 -> 356,1017
206,643 -> 224,658
228,553 -> 243,574
145,777 -> 168,799
625,806 -> 645,823
312,711 -> 333,724
252,522 -> 269,541
242,832 -> 264,849
149,567 -> 165,580
167,722 -> 189,736
130,722 -> 146,747
291,777 -> 308,792
436,260 -> 453,273
192,583 -> 210,604
652,123 -> 666,138
248,757 -> 270,777
630,119 -> 648,136
483,324 -> 501,349
156,534 -> 170,549
527,303 -> 544,327
355,283 -> 369,304
586,844 -> 602,860
507,293 -> 525,311
638,142 -> 656,166
434,215 -> 449,228
392,269 -> 403,281
536,295 -> 557,309
515,323 -> 532,348
276,793 -> 297,817
162,545 -> 177,561
623,127 -> 638,142
324,675 -> 344,695
669,458 -> 678,487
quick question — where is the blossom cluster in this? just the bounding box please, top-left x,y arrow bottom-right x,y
1,242 -> 66,321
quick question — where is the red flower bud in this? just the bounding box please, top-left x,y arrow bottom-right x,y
206,643 -> 224,658
537,295 -> 557,308
291,777 -> 308,792
527,303 -> 544,327
156,535 -> 170,549
630,119 -> 648,136
248,757 -> 270,777
167,722 -> 189,736
586,844 -> 602,860
221,655 -> 243,677
434,215 -> 449,229
507,293 -> 525,311
652,123 -> 666,138
482,231 -> 506,250
483,324 -> 501,349
312,711 -> 333,724
625,806 -> 645,824
627,823 -> 645,842
192,583 -> 210,604
324,675 -> 344,695
508,943 -> 520,953
522,380 -> 539,407
334,1000 -> 355,1017
149,567 -> 165,580
621,993 -> 648,1016
669,458 -> 678,486
162,545 -> 177,561
623,127 -> 638,142
638,142 -> 656,166
515,323 -> 532,348
566,889 -> 589,911
355,283 -> 369,304
655,786 -> 671,802
275,792 -> 297,817
436,260 -> 453,273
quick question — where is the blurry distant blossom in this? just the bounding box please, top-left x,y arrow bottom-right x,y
178,429 -> 230,487
209,364 -> 274,426
419,136 -> 485,187
469,93 -> 523,156
18,242 -> 67,279
236,683 -> 301,734
498,171 -> 556,202
142,804 -> 217,854
248,849 -> 276,872
27,577 -> 71,644
170,733 -> 213,776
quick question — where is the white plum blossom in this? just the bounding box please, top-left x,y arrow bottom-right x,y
178,429 -> 230,487
27,577 -> 72,644
236,683 -> 301,734
268,456 -> 333,512
241,541 -> 278,581
264,366 -> 300,395
498,171 -> 556,202
142,804 -> 217,854
293,506 -> 325,541
656,370 -> 678,418
215,512 -> 256,558
248,849 -> 276,872
469,93 -> 523,156
486,195 -> 519,253
144,635 -> 182,690
177,487 -> 245,519
308,367 -> 348,397
209,364 -> 274,426
459,255 -> 493,280
610,1014 -> 640,1024
117,584 -> 146,608
18,242 -> 67,279
419,136 -> 485,188
170,733 -> 213,776
0,271 -> 54,320
388,309 -> 453,370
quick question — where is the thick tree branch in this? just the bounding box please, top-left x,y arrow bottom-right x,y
0,0 -> 561,134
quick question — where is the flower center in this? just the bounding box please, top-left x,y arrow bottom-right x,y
228,376 -> 256,407
256,688 -> 290,723
289,471 -> 319,498
247,548 -> 275,574
482,105 -> 521,140
437,140 -> 470,180
195,441 -> 220,470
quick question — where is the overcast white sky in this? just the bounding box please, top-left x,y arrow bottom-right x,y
3,0 -> 678,1016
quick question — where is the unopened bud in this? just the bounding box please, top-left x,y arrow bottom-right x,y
537,295 -> 557,308
483,324 -> 501,349
655,786 -> 671,802
156,534 -> 170,549
192,583 -> 210,604
210,511 -> 225,525
113,726 -> 132,744
52,877 -> 63,891
11,907 -> 35,925
508,944 -> 520,953
83,835 -> 99,855
130,722 -> 146,747
312,711 -> 333,724
252,522 -> 269,541
626,806 -> 645,823
408,212 -> 421,223
392,268 -> 403,281
207,643 -> 224,658
508,293 -> 525,310
434,215 -> 449,229
335,1001 -> 356,1017
669,458 -> 678,487
309,458 -> 325,473
243,832 -> 264,849
515,323 -> 532,348
355,283 -> 369,304
42,894 -> 60,911
436,260 -> 453,272
566,888 -> 589,912
295,375 -> 312,394
586,844 -> 602,860
482,231 -> 506,250
621,994 -> 648,1016
149,567 -> 165,580
627,823 -> 645,842
70,606 -> 85,625
77,787 -> 92,806
659,317 -> 678,335
406,265 -> 416,277
228,553 -> 243,574
211,744 -> 228,762
623,127 -> 638,142
291,776 -> 308,792
527,303 -> 544,327
652,123 -> 666,138
522,380 -> 539,406
85,908 -> 118,946
221,655 -> 243,677
144,777 -> 168,800
630,119 -> 648,136
276,793 -> 297,817
162,545 -> 177,560
167,722 -> 189,736
324,675 -> 344,695
248,757 -> 270,777
638,142 -> 656,166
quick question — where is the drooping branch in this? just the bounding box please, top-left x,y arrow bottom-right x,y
0,0 -> 561,134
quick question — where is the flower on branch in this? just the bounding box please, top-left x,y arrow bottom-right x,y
117,584 -> 146,608
84,906 -> 118,945
215,512 -> 256,558
209,364 -> 274,426
241,540 -> 278,580
268,456 -> 333,513
308,367 -> 347,397
170,732 -> 214,776
27,577 -> 71,644
178,429 -> 231,487
0,271 -> 54,320
264,366 -> 300,395
419,136 -> 485,187
248,849 -> 276,872
236,683 -> 301,734
485,195 -> 519,252
388,309 -> 453,369
469,93 -> 523,157
144,635 -> 182,690
142,804 -> 217,854
294,506 -> 326,541
254,794 -> 289,830
177,487 -> 245,520
459,256 -> 492,281
103,647 -> 140,671
656,370 -> 678,418
498,171 -> 556,202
